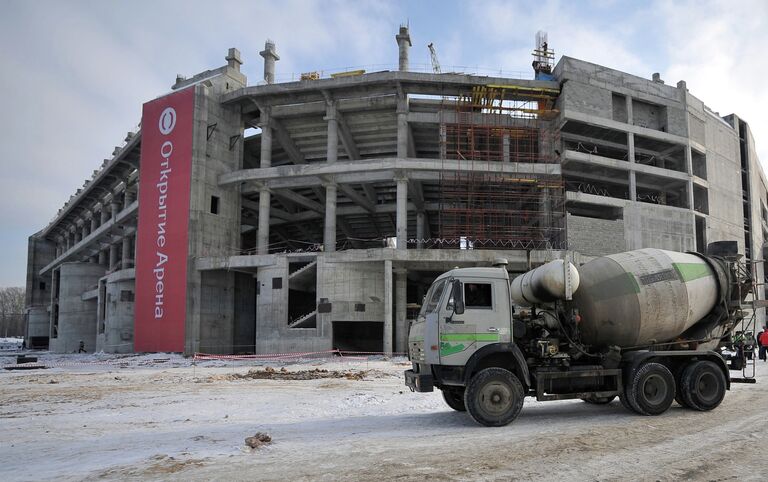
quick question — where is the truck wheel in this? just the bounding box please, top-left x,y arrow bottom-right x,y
627,362 -> 675,416
464,367 -> 524,427
581,395 -> 616,404
680,361 -> 726,411
441,388 -> 466,411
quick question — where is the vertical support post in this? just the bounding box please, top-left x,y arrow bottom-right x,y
109,243 -> 118,272
628,132 -> 637,201
90,216 -> 97,233
110,201 -> 119,220
439,123 -> 447,159
121,235 -> 132,269
324,183 -> 337,252
397,93 -> 408,159
396,177 -> 408,250
383,259 -> 393,357
257,188 -> 271,255
100,207 -> 108,225
416,211 -> 425,249
257,106 -> 272,255
503,132 -> 511,162
325,100 -> 338,164
625,95 -> 633,125
395,268 -> 407,354
98,248 -> 107,266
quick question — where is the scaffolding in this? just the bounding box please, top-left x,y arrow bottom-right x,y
437,85 -> 565,250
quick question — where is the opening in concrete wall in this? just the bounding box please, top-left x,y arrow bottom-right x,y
566,201 -> 622,220
561,121 -> 628,162
611,93 -> 628,123
692,149 -> 706,179
633,135 -> 686,173
632,99 -> 667,132
564,161 -> 629,200
693,185 -> 709,214
332,321 -> 382,353
288,260 -> 317,328
635,172 -> 688,208
695,216 -> 707,254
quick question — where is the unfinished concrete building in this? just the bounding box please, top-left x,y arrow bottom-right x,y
24,28 -> 767,354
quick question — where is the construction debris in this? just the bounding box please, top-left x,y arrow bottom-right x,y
245,432 -> 272,449
210,366 -> 386,382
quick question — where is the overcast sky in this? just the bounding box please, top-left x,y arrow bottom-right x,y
1,0 -> 766,287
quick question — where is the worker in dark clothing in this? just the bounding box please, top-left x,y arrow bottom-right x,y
78,340 -> 86,353
758,327 -> 768,362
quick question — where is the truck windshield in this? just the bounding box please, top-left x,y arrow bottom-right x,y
419,279 -> 446,317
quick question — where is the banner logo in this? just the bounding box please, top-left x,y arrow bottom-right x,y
158,107 -> 177,135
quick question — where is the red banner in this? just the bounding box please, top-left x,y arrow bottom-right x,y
134,87 -> 195,352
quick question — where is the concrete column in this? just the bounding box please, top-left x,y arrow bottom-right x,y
416,211 -> 425,249
81,224 -> 88,240
257,188 -> 271,255
65,235 -> 71,251
121,235 -> 132,269
396,177 -> 408,250
90,216 -> 97,232
98,249 -> 107,266
628,132 -> 636,201
74,229 -> 81,244
124,189 -> 135,207
395,268 -> 407,354
257,107 -> 273,256
260,107 -> 272,168
503,132 -> 511,162
395,26 -> 411,72
325,101 -> 338,164
439,123 -> 447,159
109,244 -> 118,271
110,202 -> 119,220
259,40 -> 280,85
626,95 -> 633,125
100,208 -> 108,225
687,180 -> 695,210
324,183 -> 337,253
397,96 -> 408,158
383,259 -> 393,356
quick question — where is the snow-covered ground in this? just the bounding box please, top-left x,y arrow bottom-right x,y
1,353 -> 767,481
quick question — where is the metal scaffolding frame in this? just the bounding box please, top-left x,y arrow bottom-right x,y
437,85 -> 566,250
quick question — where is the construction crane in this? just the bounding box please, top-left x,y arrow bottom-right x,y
428,42 -> 441,74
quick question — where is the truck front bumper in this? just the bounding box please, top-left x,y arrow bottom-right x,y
404,369 -> 434,392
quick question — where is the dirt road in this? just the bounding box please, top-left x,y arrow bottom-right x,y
1,355 -> 766,481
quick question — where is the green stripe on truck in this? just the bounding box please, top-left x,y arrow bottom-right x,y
440,333 -> 500,342
672,262 -> 711,282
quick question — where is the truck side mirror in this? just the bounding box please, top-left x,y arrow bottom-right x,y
452,280 -> 465,315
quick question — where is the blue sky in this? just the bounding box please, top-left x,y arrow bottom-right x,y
1,0 -> 766,287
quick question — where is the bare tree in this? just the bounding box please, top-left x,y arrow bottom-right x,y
0,287 -> 25,337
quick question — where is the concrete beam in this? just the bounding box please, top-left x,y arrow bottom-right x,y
273,189 -> 324,213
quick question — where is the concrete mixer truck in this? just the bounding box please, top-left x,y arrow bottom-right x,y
404,243 -> 755,427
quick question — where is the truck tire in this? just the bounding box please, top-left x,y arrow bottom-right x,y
626,362 -> 675,416
581,395 -> 616,404
680,361 -> 726,411
464,367 -> 524,427
441,388 -> 466,411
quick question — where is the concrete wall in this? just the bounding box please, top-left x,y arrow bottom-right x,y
97,269 -> 135,354
26,306 -> 49,344
49,262 -> 103,353
255,257 -> 330,354
703,113 -> 744,252
197,270 -> 236,354
566,214 -> 626,256
623,204 -> 695,252
184,65 -> 246,355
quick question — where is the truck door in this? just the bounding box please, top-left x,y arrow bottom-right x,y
439,278 -> 508,365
